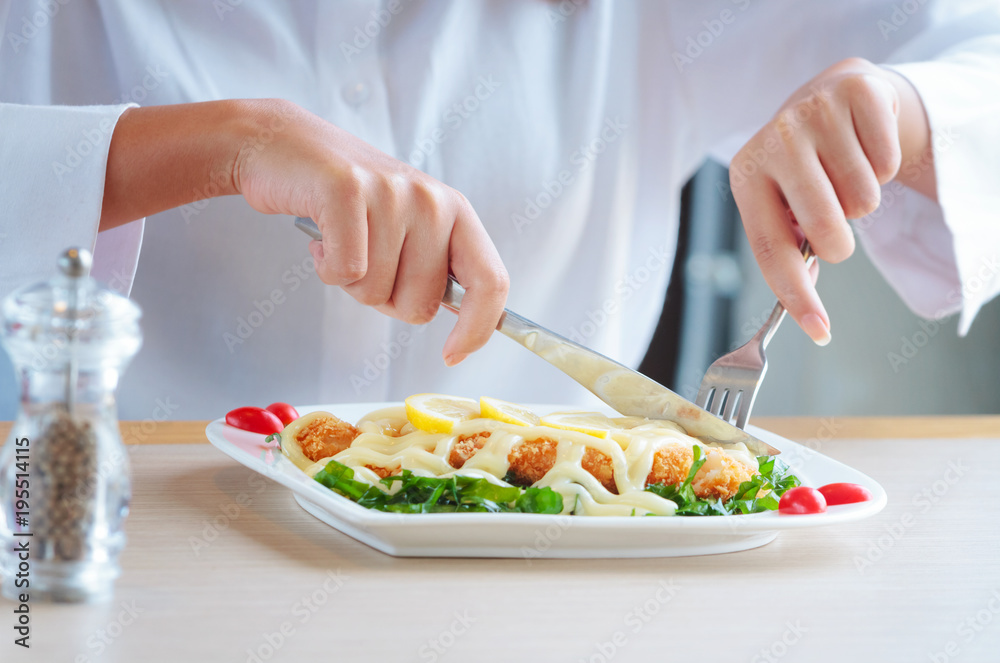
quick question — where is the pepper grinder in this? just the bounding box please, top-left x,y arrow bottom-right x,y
0,248 -> 142,602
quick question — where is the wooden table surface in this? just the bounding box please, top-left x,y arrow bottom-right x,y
3,417 -> 1000,662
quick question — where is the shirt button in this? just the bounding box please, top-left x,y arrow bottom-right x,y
342,82 -> 371,107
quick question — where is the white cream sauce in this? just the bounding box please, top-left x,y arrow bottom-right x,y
284,406 -> 760,517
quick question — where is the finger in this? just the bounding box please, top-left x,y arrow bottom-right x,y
442,203 -> 509,365
384,218 -> 450,326
342,191 -> 405,308
815,128 -> 884,221
777,149 -> 855,264
734,176 -> 831,346
377,180 -> 451,325
850,75 -> 902,184
312,184 -> 368,285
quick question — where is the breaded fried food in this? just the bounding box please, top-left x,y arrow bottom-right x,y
582,448 -> 617,494
507,438 -> 618,493
448,432 -> 491,469
364,464 -> 401,479
646,444 -> 754,500
646,445 -> 694,489
691,448 -> 755,500
506,437 -> 558,486
295,414 -> 361,462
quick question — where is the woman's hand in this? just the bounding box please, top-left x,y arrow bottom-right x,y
102,99 -> 508,365
731,58 -> 934,345
230,100 -> 508,365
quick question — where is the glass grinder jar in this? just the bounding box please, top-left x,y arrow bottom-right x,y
0,248 -> 142,602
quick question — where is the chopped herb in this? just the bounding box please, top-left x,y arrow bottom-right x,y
313,460 -> 563,514
645,446 -> 801,516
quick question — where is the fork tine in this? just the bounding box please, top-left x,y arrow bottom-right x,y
696,385 -> 715,410
721,389 -> 742,424
735,387 -> 757,430
708,388 -> 729,419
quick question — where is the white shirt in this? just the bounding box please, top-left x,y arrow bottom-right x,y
1,0 -> 998,420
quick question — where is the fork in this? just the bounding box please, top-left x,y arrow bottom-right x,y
696,242 -> 816,429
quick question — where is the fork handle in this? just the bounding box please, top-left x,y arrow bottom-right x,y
757,241 -> 816,350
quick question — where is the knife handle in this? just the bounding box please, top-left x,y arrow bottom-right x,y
294,216 -> 324,241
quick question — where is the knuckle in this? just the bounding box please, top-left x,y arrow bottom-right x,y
402,298 -> 439,325
411,181 -> 455,230
412,179 -> 444,212
372,171 -> 400,202
807,86 -> 834,115
774,286 -> 809,316
750,233 -> 781,267
479,265 -> 510,301
351,282 -> 389,307
810,223 -> 855,264
331,167 -> 367,211
837,73 -> 872,102
773,110 -> 800,145
870,145 -> 902,184
729,148 -> 766,193
333,259 -> 367,285
447,186 -> 472,208
845,186 -> 882,219
494,267 -> 511,296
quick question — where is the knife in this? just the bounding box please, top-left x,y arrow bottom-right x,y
294,216 -> 780,456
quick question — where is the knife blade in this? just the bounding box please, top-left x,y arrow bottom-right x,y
294,216 -> 780,456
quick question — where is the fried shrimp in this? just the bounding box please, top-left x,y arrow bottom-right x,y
581,448 -> 617,494
448,432 -> 491,469
645,444 -> 755,500
506,438 -> 618,493
295,414 -> 361,462
506,437 -> 558,486
691,448 -> 755,500
646,445 -> 695,489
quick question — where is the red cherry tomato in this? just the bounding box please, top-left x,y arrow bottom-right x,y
818,482 -> 873,506
225,407 -> 284,435
778,487 -> 827,515
265,402 -> 300,426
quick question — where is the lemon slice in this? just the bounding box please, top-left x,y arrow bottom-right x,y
404,393 -> 480,434
479,396 -> 540,426
539,412 -> 617,438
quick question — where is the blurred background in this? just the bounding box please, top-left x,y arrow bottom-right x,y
640,161 -> 1000,416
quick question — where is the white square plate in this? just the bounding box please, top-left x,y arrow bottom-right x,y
205,403 -> 887,558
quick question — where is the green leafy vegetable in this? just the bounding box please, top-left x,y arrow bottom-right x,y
313,460 -> 564,514
312,447 -> 799,518
645,446 -> 801,516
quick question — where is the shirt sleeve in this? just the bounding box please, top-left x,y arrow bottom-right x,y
858,9 -> 1000,335
0,102 -> 143,299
